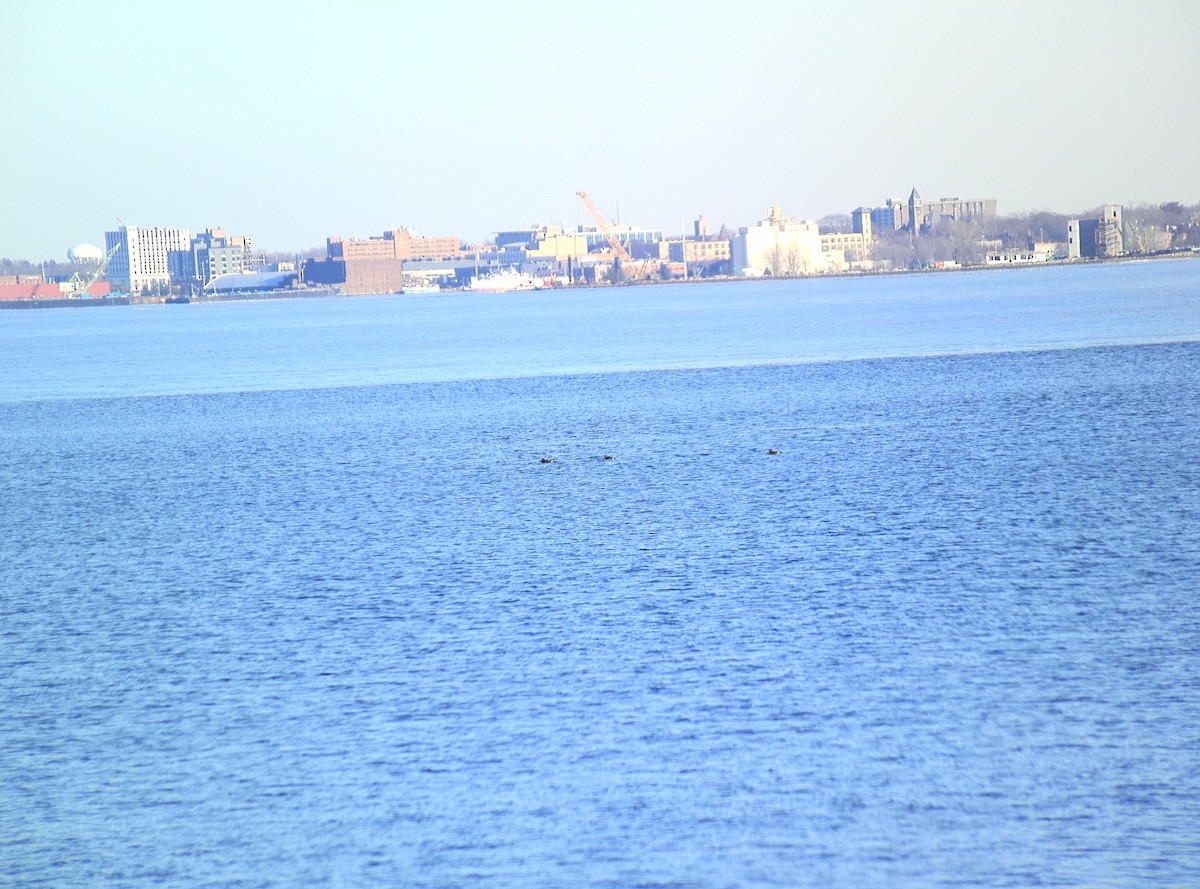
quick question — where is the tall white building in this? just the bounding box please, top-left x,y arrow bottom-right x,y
730,207 -> 832,276
104,225 -> 191,294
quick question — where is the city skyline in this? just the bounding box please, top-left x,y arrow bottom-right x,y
3,0 -> 1199,260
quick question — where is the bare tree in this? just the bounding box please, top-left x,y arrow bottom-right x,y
1124,217 -> 1173,253
818,213 -> 853,233
784,244 -> 805,276
1,257 -> 95,280
764,243 -> 807,276
765,243 -> 785,276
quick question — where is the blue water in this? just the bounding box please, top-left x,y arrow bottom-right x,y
2,262 -> 1199,887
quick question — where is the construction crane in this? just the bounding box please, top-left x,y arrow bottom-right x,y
66,240 -> 121,297
576,191 -> 632,266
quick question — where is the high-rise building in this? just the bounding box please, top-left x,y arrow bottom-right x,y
863,190 -> 996,235
189,228 -> 257,285
1067,205 -> 1124,259
104,225 -> 191,294
1097,204 -> 1124,258
911,193 -> 997,231
870,198 -> 908,232
851,207 -> 873,242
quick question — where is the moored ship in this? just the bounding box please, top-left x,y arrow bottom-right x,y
468,269 -> 542,293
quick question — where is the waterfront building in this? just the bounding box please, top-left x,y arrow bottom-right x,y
1097,205 -> 1124,257
303,229 -> 463,294
304,232 -> 404,294
651,237 -> 732,277
1066,219 -> 1085,258
104,225 -> 191,294
188,228 -> 258,286
303,256 -> 403,294
730,207 -> 832,277
304,244 -> 403,295
1,276 -> 112,300
985,249 -> 1051,265
1067,205 -> 1124,259
819,231 -> 870,263
658,238 -> 732,264
397,257 -> 490,289
494,226 -> 589,260
202,270 -> 298,294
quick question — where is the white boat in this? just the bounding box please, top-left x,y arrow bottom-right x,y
469,269 -> 541,292
402,283 -> 441,295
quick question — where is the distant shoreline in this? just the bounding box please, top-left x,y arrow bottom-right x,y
608,248 -> 1200,289
2,250 -> 1197,309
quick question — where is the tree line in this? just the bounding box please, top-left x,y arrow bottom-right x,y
862,201 -> 1199,269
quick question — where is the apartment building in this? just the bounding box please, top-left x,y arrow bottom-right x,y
104,225 -> 191,294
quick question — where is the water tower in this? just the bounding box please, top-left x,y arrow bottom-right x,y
68,243 -> 105,263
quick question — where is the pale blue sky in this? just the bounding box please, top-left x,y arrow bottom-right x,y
3,0 -> 1198,259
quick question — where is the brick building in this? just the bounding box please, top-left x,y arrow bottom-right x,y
305,229 -> 462,294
